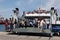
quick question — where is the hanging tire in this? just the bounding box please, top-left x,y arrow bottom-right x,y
16,31 -> 17,33
57,32 -> 59,36
49,33 -> 53,37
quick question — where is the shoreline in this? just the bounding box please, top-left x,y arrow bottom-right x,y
0,32 -> 9,35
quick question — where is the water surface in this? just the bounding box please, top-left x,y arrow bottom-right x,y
0,24 -> 5,32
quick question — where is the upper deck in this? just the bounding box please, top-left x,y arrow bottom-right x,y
24,8 -> 50,18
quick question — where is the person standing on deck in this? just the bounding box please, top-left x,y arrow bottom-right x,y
14,19 -> 17,28
40,19 -> 46,32
38,19 -> 40,28
34,18 -> 38,27
5,19 -> 8,31
43,19 -> 47,30
20,20 -> 25,27
9,18 -> 13,31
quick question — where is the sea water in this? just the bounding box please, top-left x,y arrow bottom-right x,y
0,24 -> 5,32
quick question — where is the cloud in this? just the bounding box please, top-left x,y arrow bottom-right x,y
44,0 -> 55,10
0,8 -> 12,13
16,0 -> 27,6
28,0 -> 34,4
16,1 -> 21,6
0,0 -> 5,2
44,0 -> 60,13
16,0 -> 35,6
36,0 -> 55,10
40,0 -> 60,10
0,8 -> 13,18
54,0 -> 60,9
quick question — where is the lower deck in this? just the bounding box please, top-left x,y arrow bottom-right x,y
12,27 -> 51,34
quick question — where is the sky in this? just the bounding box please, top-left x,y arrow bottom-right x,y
0,0 -> 60,19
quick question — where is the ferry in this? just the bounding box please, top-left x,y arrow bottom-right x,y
11,7 -> 60,36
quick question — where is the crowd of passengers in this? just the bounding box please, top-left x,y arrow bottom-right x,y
5,17 -> 47,32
